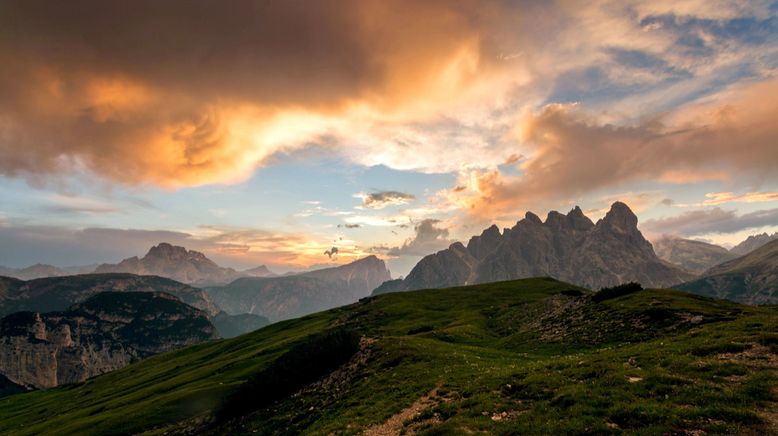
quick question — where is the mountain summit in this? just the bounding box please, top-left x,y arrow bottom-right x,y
95,243 -> 242,286
374,202 -> 692,294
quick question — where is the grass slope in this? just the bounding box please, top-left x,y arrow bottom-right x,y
0,278 -> 776,435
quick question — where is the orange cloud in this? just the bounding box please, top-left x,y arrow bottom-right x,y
0,0 -> 519,187
703,191 -> 778,205
443,77 -> 778,221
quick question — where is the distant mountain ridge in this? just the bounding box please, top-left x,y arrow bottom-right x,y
374,202 -> 693,294
676,239 -> 778,304
0,273 -> 221,318
730,232 -> 778,256
653,237 -> 735,274
242,265 -> 275,277
0,291 -> 218,390
207,255 -> 391,321
94,243 -> 246,286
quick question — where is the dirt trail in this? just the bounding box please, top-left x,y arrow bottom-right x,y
362,386 -> 439,436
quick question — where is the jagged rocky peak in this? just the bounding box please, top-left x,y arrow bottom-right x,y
545,210 -> 567,227
467,224 -> 502,260
730,232 -> 778,256
374,201 -> 693,294
567,206 -> 595,230
95,243 -> 240,285
523,211 -> 543,225
598,201 -> 639,232
146,243 -> 210,263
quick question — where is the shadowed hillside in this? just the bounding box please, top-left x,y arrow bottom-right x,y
0,278 -> 775,435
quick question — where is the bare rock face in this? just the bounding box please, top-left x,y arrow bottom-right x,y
373,202 -> 693,295
0,291 -> 218,389
207,256 -> 391,321
0,273 -> 220,318
394,242 -> 478,292
95,243 -> 244,286
653,237 -> 735,274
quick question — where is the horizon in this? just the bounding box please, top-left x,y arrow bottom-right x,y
1,1 -> 778,276
1,200 -> 774,276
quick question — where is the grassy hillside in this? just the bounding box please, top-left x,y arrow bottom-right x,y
0,278 -> 776,435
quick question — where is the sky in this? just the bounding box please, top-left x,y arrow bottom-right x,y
1,0 -> 778,276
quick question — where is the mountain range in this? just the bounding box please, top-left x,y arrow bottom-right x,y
374,202 -> 693,294
207,255 -> 391,321
676,238 -> 778,304
94,243 -> 250,286
730,232 -> 778,256
653,236 -> 736,274
0,244 -> 274,285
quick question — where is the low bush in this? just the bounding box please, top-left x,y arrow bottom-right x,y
592,282 -> 643,303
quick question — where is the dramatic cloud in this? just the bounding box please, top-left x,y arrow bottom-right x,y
356,191 -> 416,209
445,77 -> 778,220
642,207 -> 778,236
385,219 -> 451,257
0,0 -> 520,187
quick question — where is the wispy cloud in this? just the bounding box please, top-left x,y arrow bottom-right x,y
702,191 -> 778,205
355,191 -> 416,209
642,207 -> 778,236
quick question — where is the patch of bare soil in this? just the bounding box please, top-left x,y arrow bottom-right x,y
362,385 -> 440,436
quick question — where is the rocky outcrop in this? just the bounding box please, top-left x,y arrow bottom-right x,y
0,291 -> 218,389
393,242 -> 478,292
730,232 -> 778,256
208,256 -> 391,321
0,273 -> 220,318
95,243 -> 244,286
676,239 -> 778,304
653,237 -> 734,274
373,202 -> 693,294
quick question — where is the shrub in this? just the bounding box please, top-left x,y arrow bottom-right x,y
407,325 -> 434,335
592,282 -> 643,303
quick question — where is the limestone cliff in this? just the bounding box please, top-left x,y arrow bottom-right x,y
0,291 -> 218,389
